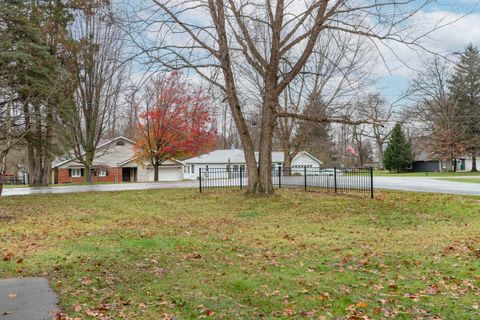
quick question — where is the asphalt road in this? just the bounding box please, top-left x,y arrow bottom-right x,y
1,176 -> 479,197
373,176 -> 480,196
0,278 -> 59,320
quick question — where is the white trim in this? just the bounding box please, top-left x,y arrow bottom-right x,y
297,151 -> 324,165
118,156 -> 185,167
71,168 -> 82,178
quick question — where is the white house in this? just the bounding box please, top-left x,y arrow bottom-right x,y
52,136 -> 184,184
183,149 -> 323,179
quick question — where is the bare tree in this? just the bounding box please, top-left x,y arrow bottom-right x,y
408,58 -> 466,171
129,0 -> 447,194
66,2 -> 127,182
276,30 -> 373,171
356,94 -> 395,169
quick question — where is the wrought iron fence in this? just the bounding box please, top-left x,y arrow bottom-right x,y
199,166 -> 374,198
0,175 -> 26,185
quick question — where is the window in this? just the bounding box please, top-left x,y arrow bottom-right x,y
71,169 -> 82,178
116,140 -> 125,146
191,165 -> 195,174
98,169 -> 107,177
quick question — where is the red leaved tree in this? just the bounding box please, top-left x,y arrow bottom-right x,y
134,72 -> 216,181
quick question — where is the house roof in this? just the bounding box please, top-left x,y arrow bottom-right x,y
184,149 -> 323,165
118,155 -> 185,167
52,136 -> 135,169
415,149 -> 438,162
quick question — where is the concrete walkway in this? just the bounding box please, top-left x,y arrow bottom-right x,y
0,278 -> 59,320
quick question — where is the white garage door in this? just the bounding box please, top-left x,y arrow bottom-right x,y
147,166 -> 182,181
159,167 -> 181,181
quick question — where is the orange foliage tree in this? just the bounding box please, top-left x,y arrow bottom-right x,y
134,72 -> 216,181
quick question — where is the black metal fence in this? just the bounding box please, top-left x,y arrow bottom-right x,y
0,175 -> 25,185
199,167 -> 374,198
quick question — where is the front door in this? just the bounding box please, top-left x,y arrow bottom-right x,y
122,168 -> 130,182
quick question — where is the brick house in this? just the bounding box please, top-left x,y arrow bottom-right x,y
52,136 -> 185,184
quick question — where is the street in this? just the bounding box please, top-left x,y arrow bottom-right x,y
1,176 -> 479,197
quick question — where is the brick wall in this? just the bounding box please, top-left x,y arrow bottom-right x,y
57,168 -> 121,184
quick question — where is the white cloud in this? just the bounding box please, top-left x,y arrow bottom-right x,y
373,10 -> 480,79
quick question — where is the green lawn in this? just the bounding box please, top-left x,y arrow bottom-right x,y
374,170 -> 480,177
440,178 -> 480,184
1,189 -> 480,319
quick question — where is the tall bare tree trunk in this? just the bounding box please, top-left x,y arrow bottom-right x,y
255,88 -> 277,194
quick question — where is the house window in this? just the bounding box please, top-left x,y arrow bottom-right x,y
71,169 -> 82,178
191,165 -> 195,174
98,169 -> 107,177
116,140 -> 125,146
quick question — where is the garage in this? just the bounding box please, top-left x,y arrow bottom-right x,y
148,166 -> 183,181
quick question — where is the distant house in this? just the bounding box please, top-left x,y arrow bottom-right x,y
52,136 -> 184,184
183,149 -> 323,179
408,149 -> 443,172
408,147 -> 477,172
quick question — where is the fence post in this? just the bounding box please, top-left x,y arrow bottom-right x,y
240,167 -> 243,190
199,168 -> 202,193
278,166 -> 281,189
334,167 -> 337,193
304,166 -> 307,190
370,167 -> 374,199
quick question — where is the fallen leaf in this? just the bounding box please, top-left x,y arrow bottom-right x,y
283,305 -> 295,316
3,252 -> 13,261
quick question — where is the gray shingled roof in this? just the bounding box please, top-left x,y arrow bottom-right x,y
185,149 -> 285,164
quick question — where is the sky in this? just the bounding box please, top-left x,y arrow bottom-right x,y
374,0 -> 480,105
122,0 -> 480,108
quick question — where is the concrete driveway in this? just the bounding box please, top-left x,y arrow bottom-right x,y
1,177 -> 479,197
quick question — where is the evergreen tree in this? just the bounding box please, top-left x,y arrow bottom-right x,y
383,123 -> 413,173
449,45 -> 480,171
0,1 -> 75,185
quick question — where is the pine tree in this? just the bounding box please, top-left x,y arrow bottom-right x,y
0,1 -> 75,185
383,123 -> 413,173
449,45 -> 480,171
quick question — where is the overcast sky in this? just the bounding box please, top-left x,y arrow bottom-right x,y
375,1 -> 480,105
124,1 -> 480,108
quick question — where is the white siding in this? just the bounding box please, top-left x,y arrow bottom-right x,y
184,163 -> 233,179
137,166 -> 149,182
291,153 -> 321,168
57,141 -> 135,169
